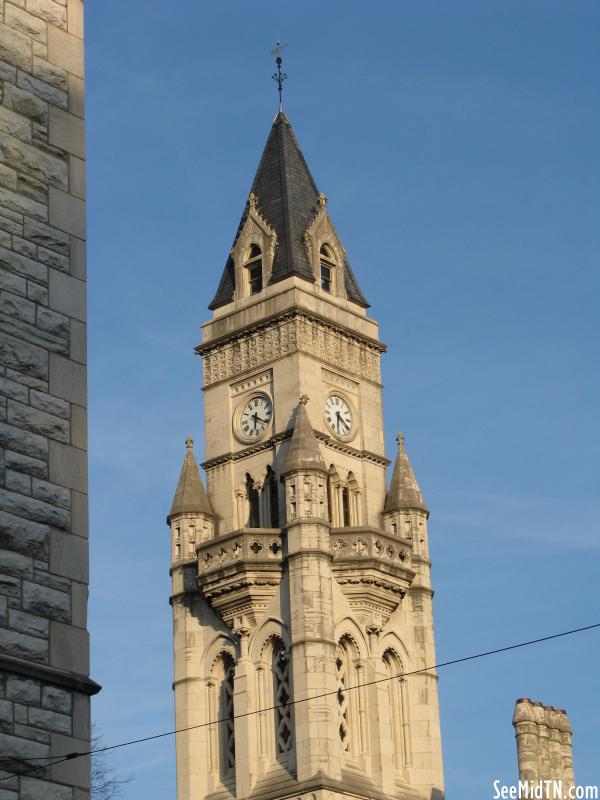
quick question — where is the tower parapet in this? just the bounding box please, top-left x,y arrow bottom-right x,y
168,437 -> 215,564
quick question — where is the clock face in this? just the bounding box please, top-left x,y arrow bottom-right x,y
238,394 -> 273,441
325,394 -> 354,438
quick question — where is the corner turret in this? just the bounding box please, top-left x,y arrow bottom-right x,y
281,396 -> 328,524
168,437 -> 215,564
384,433 -> 430,557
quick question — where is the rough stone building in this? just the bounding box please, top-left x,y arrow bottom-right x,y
168,112 -> 444,800
0,1 -> 96,799
513,698 -> 575,796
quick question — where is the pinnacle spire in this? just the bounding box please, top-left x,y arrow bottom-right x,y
209,114 -> 368,310
384,433 -> 428,513
281,395 -> 327,476
168,437 -> 214,521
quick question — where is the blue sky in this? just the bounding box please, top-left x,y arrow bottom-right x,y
86,2 -> 600,798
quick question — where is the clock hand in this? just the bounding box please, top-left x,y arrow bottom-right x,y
336,411 -> 347,431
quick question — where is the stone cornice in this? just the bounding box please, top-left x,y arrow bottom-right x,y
236,770 -> 423,800
202,431 -> 389,471
198,308 -> 386,355
0,653 -> 101,696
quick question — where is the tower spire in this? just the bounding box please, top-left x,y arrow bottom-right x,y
168,436 -> 213,521
281,395 -> 327,476
271,40 -> 287,113
208,112 -> 369,311
384,432 -> 428,513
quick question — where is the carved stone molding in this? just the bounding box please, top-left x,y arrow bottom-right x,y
199,311 -> 384,388
230,369 -> 272,396
201,429 -> 389,471
330,528 -> 414,622
321,367 -> 358,394
232,194 -> 278,291
197,528 -> 283,627
303,205 -> 347,299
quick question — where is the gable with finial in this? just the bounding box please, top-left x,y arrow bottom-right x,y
304,193 -> 349,300
231,193 -> 277,297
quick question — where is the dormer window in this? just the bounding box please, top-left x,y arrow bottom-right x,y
320,244 -> 335,294
246,244 -> 263,295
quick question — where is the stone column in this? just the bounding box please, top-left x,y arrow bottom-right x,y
172,589 -> 211,800
336,484 -> 344,526
353,489 -> 362,525
513,698 -> 540,786
557,710 -> 574,793
285,493 -> 340,782
235,489 -> 245,529
401,678 -> 413,767
366,625 -> 395,794
233,626 -> 257,797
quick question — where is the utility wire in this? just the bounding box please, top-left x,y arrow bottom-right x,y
2,621 -> 598,783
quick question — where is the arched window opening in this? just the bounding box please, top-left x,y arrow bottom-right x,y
328,465 -> 341,527
335,636 -> 365,760
319,244 -> 335,293
209,652 -> 236,785
347,472 -> 359,526
258,636 -> 294,772
342,486 -> 351,527
267,466 -> 279,528
246,473 -> 260,528
272,641 -> 293,758
382,649 -> 411,769
245,243 -> 263,295
336,644 -> 350,752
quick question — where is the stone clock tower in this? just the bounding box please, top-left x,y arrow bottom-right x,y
167,112 -> 444,800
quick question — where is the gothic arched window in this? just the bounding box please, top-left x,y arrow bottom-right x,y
258,636 -> 293,770
328,465 -> 341,527
335,635 -> 365,761
246,244 -> 263,295
319,244 -> 335,293
209,652 -> 236,786
382,649 -> 411,769
246,473 -> 260,528
266,466 -> 279,528
342,485 -> 351,527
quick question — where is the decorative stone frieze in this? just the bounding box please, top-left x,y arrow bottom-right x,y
199,311 -> 384,388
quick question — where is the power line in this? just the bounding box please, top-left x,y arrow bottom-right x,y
2,621 -> 598,783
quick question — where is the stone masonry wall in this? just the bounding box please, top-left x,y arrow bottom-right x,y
0,2 -> 96,799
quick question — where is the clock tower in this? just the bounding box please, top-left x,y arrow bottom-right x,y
167,111 -> 444,800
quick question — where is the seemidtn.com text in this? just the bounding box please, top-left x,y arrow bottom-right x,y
493,782 -> 598,800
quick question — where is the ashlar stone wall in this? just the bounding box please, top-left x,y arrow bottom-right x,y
0,2 -> 96,799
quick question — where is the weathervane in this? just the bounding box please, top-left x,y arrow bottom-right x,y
271,40 -> 288,112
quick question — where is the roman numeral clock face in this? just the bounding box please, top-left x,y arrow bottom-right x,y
325,394 -> 355,440
237,394 -> 273,442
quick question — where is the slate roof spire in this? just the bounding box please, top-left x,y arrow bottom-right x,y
384,433 -> 428,514
281,395 -> 327,476
209,113 -> 368,310
168,437 -> 214,521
